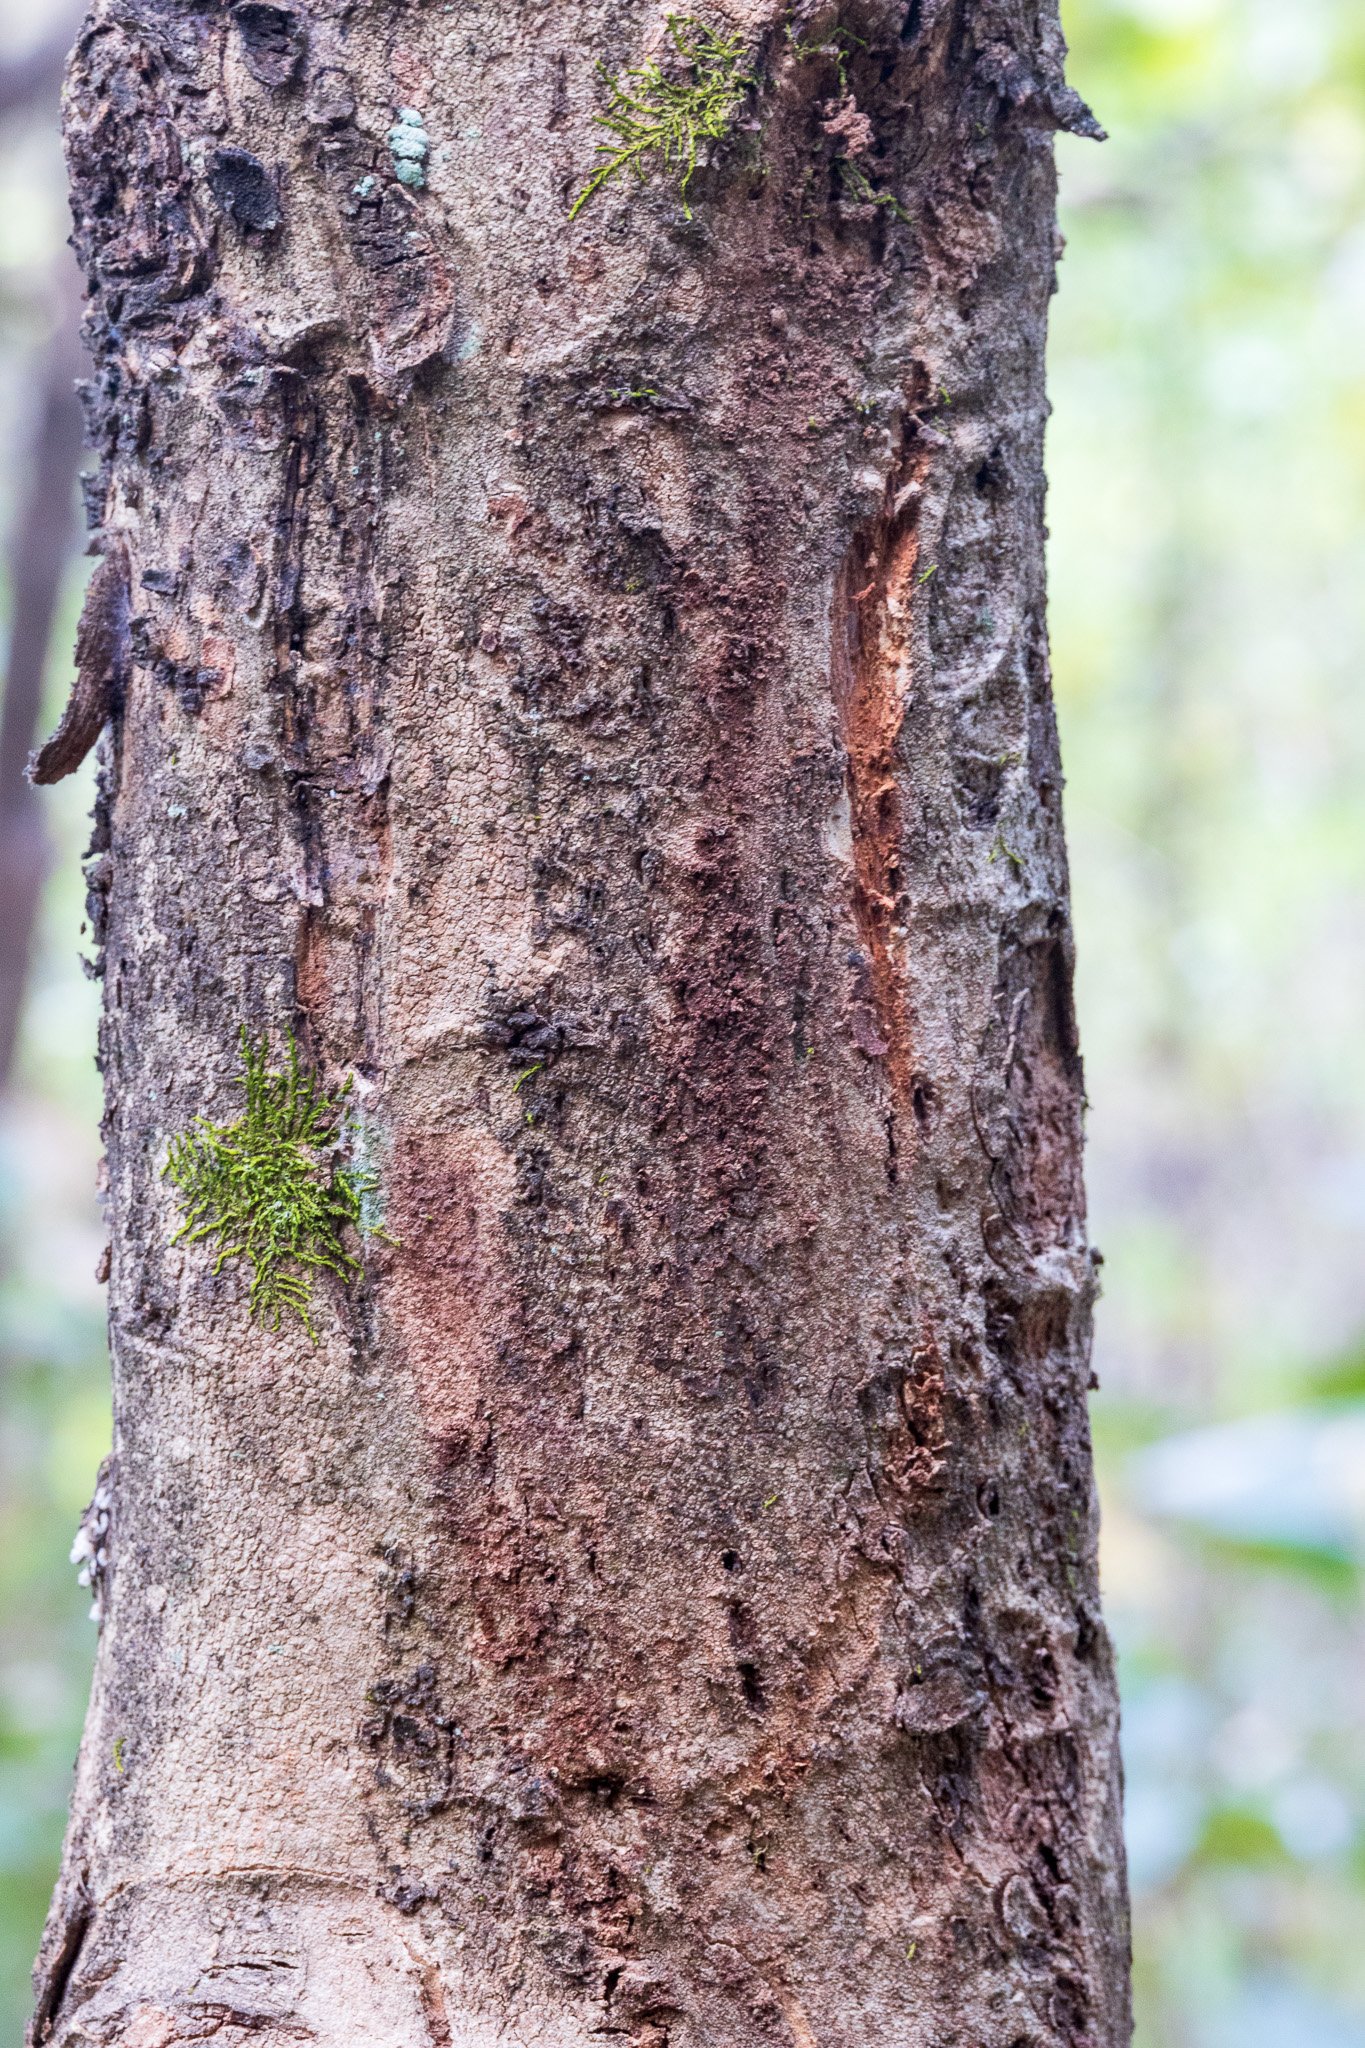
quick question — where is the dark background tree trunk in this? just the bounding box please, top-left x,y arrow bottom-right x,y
0,23 -> 85,1091
32,2 -> 1129,2043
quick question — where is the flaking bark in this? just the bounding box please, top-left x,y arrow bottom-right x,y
34,2 -> 1130,2044
27,540 -> 129,787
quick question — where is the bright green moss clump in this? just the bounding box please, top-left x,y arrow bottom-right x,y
570,14 -> 753,221
164,1030 -> 376,1340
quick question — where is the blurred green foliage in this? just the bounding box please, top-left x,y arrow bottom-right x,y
1055,0 -> 1365,2043
0,0 -> 1363,2041
0,740 -> 105,2030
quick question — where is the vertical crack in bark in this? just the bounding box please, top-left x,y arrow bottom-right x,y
27,1878 -> 89,2046
833,437 -> 932,1107
273,375 -> 318,712
404,1941 -> 455,2048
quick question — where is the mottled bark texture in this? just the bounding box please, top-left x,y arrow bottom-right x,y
34,2 -> 1130,2043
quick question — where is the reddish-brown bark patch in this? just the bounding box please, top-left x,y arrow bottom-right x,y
833,442 -> 934,1103
385,1130 -> 514,1450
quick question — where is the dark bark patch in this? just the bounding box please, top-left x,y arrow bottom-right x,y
976,930 -> 1085,1253
306,65 -> 356,128
232,2 -> 305,87
208,147 -> 282,234
360,1662 -> 458,1819
895,1635 -> 987,1733
27,1871 -> 90,2044
66,16 -> 215,342
727,1601 -> 768,1712
315,133 -> 459,378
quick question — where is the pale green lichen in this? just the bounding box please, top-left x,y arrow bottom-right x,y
570,15 -> 753,221
387,107 -> 430,190
164,1030 -> 379,1340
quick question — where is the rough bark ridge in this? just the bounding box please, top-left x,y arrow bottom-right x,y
35,1 -> 1130,2043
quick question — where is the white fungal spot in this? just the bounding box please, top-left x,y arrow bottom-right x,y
71,1459 -> 113,1624
822,787 -> 854,866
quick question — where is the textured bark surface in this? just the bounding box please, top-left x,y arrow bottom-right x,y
34,2 -> 1130,2043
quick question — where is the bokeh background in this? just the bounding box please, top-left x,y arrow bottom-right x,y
1,0 -> 1363,2038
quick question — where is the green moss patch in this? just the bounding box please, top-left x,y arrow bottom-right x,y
164,1030 -> 378,1340
570,14 -> 752,221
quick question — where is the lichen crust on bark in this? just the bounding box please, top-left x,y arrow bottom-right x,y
33,2 -> 1129,2044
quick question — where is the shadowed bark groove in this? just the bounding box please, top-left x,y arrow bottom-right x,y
33,1 -> 1130,2044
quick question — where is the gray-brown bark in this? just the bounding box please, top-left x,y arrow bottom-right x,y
34,2 -> 1129,2044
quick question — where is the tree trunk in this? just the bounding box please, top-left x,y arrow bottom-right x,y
33,3 -> 1130,2044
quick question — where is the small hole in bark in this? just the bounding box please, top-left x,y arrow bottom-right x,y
1049,1977 -> 1090,2041
977,1479 -> 1002,1519
1030,1646 -> 1059,1708
720,1549 -> 740,1572
738,1662 -> 766,1711
901,1 -> 923,40
974,448 -> 1007,497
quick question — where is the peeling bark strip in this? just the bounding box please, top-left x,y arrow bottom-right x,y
27,543 -> 129,787
834,426 -> 933,1103
36,4 -> 1128,2047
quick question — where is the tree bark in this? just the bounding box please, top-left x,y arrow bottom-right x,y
34,3 -> 1130,2044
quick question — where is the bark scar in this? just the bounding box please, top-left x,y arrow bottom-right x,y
26,1870 -> 90,2045
833,442 -> 933,1103
28,542 -> 130,785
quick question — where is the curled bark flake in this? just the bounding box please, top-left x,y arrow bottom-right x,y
28,545 -> 129,786
974,39 -> 1106,141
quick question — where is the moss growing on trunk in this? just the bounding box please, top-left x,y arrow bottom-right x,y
164,1030 -> 374,1339
570,14 -> 752,220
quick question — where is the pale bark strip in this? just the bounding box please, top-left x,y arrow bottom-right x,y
34,2 -> 1129,2044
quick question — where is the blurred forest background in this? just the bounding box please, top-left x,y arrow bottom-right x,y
0,0 -> 1363,2039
